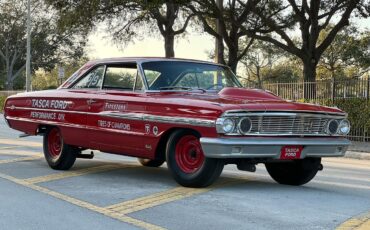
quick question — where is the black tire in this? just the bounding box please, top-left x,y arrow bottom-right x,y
166,130 -> 224,188
265,158 -> 321,186
43,127 -> 78,170
138,158 -> 165,167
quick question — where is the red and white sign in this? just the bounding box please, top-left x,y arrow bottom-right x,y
280,146 -> 303,160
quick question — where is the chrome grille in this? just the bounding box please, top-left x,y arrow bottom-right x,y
248,116 -> 327,135
221,111 -> 347,136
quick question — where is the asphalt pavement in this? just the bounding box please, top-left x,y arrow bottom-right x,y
0,116 -> 369,230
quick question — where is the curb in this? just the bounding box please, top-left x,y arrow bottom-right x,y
344,151 -> 370,160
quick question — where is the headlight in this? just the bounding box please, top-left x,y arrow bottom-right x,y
216,118 -> 235,134
222,118 -> 235,133
238,117 -> 252,134
338,119 -> 350,135
327,119 -> 339,135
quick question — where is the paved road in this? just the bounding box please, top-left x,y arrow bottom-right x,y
0,117 -> 369,230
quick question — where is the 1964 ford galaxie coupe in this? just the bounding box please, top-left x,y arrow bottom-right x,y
3,58 -> 351,187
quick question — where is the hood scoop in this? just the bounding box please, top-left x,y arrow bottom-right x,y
218,87 -> 282,101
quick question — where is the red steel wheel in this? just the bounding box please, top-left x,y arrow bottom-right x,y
175,135 -> 205,174
47,128 -> 63,159
43,127 -> 78,170
166,130 -> 224,188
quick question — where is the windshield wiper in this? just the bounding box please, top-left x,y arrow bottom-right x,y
159,86 -> 207,93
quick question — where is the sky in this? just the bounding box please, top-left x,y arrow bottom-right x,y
86,18 -> 370,63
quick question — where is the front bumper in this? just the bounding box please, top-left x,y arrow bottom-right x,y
200,137 -> 351,159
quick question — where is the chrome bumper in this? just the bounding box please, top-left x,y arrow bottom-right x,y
200,137 -> 351,159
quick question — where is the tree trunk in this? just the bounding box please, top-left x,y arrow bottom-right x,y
227,46 -> 238,74
164,32 -> 175,58
6,68 -> 13,90
302,58 -> 318,100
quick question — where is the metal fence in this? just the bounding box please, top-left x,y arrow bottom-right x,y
245,78 -> 370,142
246,78 -> 370,102
0,90 -> 23,97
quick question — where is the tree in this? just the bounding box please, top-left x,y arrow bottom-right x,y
48,0 -> 194,58
241,40 -> 283,88
247,0 -> 369,86
0,0 -> 85,90
318,26 -> 370,80
188,0 -> 262,73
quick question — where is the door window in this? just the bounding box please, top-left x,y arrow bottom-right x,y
103,65 -> 138,91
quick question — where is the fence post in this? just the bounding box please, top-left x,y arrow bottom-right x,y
331,78 -> 335,104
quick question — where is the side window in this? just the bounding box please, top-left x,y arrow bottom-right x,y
73,66 -> 105,89
176,73 -> 198,88
103,65 -> 137,91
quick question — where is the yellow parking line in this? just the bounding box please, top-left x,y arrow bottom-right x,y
24,164 -> 137,184
336,211 -> 370,230
0,156 -> 42,164
107,178 -> 240,214
0,146 -> 21,150
0,149 -> 42,156
0,138 -> 42,147
0,172 -> 165,230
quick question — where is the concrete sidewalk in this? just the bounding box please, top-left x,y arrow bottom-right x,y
347,141 -> 370,160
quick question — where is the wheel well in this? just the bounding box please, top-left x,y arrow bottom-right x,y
154,128 -> 201,161
37,125 -> 53,135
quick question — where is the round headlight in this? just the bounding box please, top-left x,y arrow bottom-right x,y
338,119 -> 350,135
238,117 -> 252,134
327,119 -> 339,135
222,118 -> 235,133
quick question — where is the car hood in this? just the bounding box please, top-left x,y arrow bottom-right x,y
151,87 -> 345,115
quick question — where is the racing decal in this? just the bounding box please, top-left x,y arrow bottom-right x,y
31,99 -> 73,110
98,120 -> 130,131
104,102 -> 127,112
30,111 -> 65,121
153,126 -> 159,136
145,124 -> 151,134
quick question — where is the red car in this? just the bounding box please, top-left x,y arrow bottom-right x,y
3,58 -> 351,187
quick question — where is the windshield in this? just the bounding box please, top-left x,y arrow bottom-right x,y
141,61 -> 242,91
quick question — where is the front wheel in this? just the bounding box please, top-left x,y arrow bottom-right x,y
166,130 -> 224,188
43,127 -> 79,170
265,158 -> 321,186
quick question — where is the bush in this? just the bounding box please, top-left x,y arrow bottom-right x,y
302,98 -> 370,138
0,96 -> 6,112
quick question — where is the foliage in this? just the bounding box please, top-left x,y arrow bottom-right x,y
246,0 -> 369,83
32,58 -> 88,90
318,26 -> 370,80
47,0 -> 194,57
0,95 -> 5,112
301,98 -> 370,136
0,0 -> 86,90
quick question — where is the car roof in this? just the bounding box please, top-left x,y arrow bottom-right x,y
88,57 -> 228,67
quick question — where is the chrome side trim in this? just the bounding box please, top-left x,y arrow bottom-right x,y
200,137 -> 350,159
100,111 -> 215,127
8,106 -> 216,127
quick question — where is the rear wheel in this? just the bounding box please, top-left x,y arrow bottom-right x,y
43,127 -> 78,170
265,158 -> 321,186
138,158 -> 165,167
166,130 -> 224,188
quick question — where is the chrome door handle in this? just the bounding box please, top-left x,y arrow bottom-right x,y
87,99 -> 97,105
